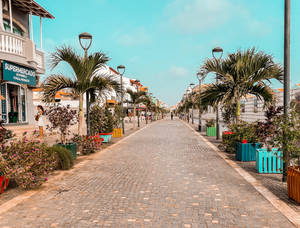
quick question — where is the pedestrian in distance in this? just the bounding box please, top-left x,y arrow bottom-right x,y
35,105 -> 45,139
171,112 -> 174,120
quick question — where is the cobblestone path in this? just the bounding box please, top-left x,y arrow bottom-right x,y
0,120 -> 293,227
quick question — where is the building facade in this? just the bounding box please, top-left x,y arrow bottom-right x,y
0,0 -> 53,125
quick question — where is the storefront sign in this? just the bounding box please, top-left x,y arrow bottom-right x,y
2,61 -> 36,86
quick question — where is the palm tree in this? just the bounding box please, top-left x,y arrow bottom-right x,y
126,89 -> 146,129
141,95 -> 153,124
42,46 -> 119,135
200,48 -> 283,122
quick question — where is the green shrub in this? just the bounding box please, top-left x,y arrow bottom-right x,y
51,145 -> 74,170
206,119 -> 216,127
223,122 -> 260,153
71,134 -> 101,155
0,138 -> 57,189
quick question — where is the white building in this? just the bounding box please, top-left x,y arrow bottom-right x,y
0,0 -> 54,125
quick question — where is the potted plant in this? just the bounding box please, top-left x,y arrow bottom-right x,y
255,106 -> 283,173
71,134 -> 102,155
90,105 -> 114,143
229,122 -> 261,162
45,105 -> 78,159
112,104 -> 124,138
267,102 -> 300,202
206,119 -> 216,137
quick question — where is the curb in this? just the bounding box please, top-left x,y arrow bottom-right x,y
183,121 -> 300,228
0,121 -> 156,215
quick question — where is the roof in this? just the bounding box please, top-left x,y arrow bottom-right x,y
109,67 -> 119,75
107,99 -> 117,105
12,0 -> 54,19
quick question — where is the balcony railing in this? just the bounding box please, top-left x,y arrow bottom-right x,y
0,31 -> 25,56
0,31 -> 45,74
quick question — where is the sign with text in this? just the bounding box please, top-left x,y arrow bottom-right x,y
2,61 -> 36,86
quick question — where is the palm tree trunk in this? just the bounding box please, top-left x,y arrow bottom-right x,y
133,104 -> 136,130
78,93 -> 83,135
236,100 -> 241,123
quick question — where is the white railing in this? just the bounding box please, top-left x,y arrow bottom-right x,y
0,31 -> 24,56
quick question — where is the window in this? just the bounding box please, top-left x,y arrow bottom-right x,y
254,99 -> 258,113
3,19 -> 24,36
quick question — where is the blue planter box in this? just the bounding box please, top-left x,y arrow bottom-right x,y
99,133 -> 112,143
236,143 -> 261,162
256,148 -> 282,174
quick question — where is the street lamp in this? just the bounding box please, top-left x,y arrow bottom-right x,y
117,65 -> 126,135
212,46 -> 223,140
197,70 -> 206,132
283,0 -> 291,182
79,32 -> 93,136
149,93 -> 153,122
134,79 -> 141,127
189,83 -> 195,124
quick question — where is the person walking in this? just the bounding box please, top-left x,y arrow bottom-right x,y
35,105 -> 45,139
171,112 -> 174,120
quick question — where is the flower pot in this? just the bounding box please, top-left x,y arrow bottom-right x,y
112,128 -> 123,138
236,142 -> 261,162
206,127 -> 216,137
287,166 -> 300,203
256,148 -> 282,174
98,133 -> 113,143
56,143 -> 77,159
0,176 -> 9,194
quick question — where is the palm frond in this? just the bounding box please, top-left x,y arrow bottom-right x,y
42,74 -> 77,103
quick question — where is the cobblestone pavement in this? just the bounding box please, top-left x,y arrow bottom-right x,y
0,119 -> 293,227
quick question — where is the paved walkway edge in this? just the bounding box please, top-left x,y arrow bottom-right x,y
0,121 -> 158,215
183,121 -> 300,228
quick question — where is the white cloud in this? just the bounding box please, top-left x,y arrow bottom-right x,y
166,0 -> 233,33
165,0 -> 271,36
116,28 -> 152,47
169,66 -> 189,78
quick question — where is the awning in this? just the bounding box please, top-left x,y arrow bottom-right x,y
107,99 -> 117,105
12,0 -> 55,19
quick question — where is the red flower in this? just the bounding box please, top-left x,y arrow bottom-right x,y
242,139 -> 247,144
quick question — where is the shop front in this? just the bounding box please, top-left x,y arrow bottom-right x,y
1,60 -> 36,124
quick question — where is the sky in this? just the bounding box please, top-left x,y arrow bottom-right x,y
32,0 -> 300,106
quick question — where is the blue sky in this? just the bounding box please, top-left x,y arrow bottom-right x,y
33,0 -> 299,106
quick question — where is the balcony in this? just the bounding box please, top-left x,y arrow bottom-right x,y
0,31 -> 45,74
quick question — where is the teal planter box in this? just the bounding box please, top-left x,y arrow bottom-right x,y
99,133 -> 113,143
56,143 -> 77,159
206,127 -> 216,137
256,148 -> 282,174
236,143 -> 261,162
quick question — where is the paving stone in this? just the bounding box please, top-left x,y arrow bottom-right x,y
0,120 -> 294,227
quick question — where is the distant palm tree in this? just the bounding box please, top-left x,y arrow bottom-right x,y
141,95 -> 154,124
200,48 -> 283,122
126,89 -> 146,129
42,46 -> 119,135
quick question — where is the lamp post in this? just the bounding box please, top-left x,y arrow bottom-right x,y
212,46 -> 223,140
283,0 -> 291,182
183,93 -> 188,122
79,32 -> 93,136
149,93 -> 153,122
189,83 -> 195,124
197,70 -> 205,132
117,65 -> 126,135
135,80 -> 141,127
